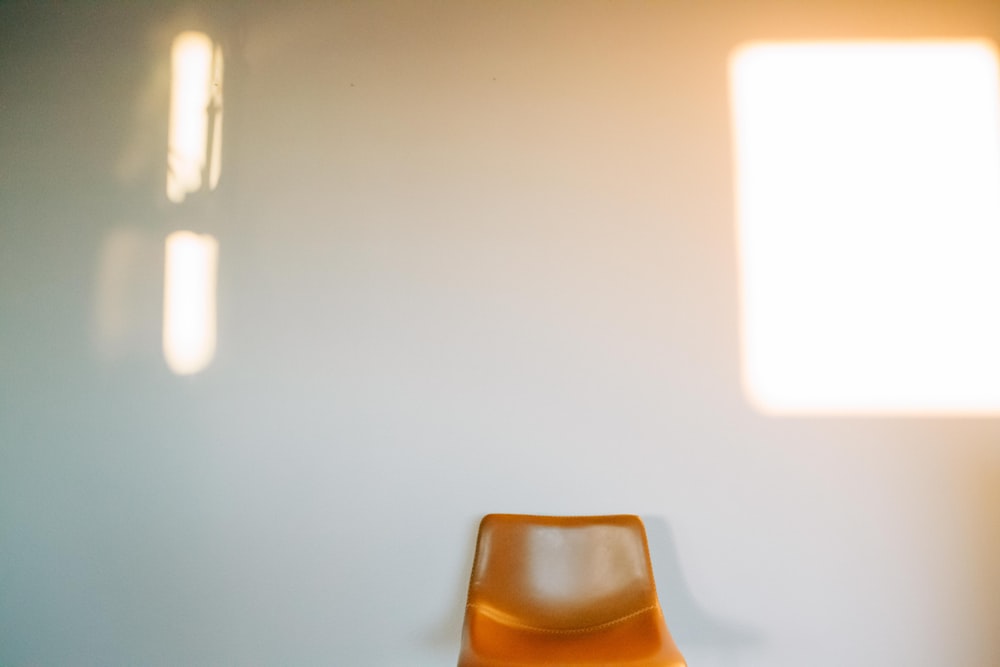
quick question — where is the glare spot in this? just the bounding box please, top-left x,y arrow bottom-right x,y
163,231 -> 218,376
729,40 -> 1000,414
167,31 -> 224,203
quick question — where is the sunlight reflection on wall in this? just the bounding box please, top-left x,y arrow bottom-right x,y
167,31 -> 223,203
162,30 -> 223,376
729,40 -> 1000,415
93,227 -> 159,361
163,230 -> 219,376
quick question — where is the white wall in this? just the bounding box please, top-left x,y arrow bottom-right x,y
1,1 -> 999,665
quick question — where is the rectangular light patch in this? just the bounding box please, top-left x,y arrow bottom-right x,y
163,231 -> 219,376
729,41 -> 1000,414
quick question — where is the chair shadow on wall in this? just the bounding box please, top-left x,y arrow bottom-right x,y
643,516 -> 761,666
425,514 -> 761,666
424,515 -> 482,652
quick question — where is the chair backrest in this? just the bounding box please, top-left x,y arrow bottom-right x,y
466,514 -> 661,631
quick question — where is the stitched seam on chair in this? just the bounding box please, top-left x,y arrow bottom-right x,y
467,603 -> 659,634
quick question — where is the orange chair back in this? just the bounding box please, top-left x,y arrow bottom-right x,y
458,514 -> 686,666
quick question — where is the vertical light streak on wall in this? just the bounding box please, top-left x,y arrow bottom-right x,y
729,40 -> 1000,414
167,31 -> 224,203
208,43 -> 224,190
163,231 -> 219,375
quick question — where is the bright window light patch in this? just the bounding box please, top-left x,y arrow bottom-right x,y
729,40 -> 1000,414
167,31 -> 223,203
163,231 -> 218,376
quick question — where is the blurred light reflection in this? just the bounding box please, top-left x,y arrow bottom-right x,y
729,40 -> 1000,415
94,227 -> 159,361
163,231 -> 218,375
167,31 -> 223,203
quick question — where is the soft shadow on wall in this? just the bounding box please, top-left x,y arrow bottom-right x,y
645,516 -> 762,666
423,515 -> 482,652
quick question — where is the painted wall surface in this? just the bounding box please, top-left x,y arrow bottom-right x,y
2,1 -> 999,665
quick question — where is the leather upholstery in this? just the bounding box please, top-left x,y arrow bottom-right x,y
458,514 -> 687,666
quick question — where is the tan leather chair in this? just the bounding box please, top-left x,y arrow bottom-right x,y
458,514 -> 687,666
